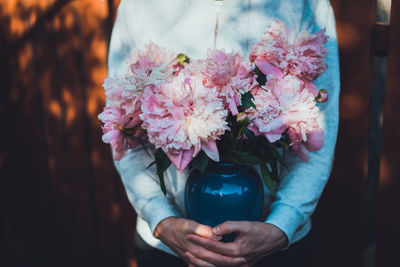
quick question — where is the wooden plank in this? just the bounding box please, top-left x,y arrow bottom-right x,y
1,1 -> 132,266
50,2 -> 100,266
0,1 -> 60,266
312,0 -> 377,266
72,1 -> 129,266
105,2 -> 138,266
28,1 -> 77,266
363,31 -> 387,267
376,0 -> 400,266
0,2 -> 34,265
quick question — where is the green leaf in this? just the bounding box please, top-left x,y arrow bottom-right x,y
269,147 -> 288,170
253,66 -> 267,86
271,160 -> 278,181
243,127 -> 256,144
260,164 -> 276,194
155,149 -> 171,195
228,150 -> 265,165
222,153 -> 246,165
146,161 -> 156,169
241,92 -> 257,109
157,171 -> 167,196
256,74 -> 267,86
237,115 -> 249,126
191,151 -> 209,173
263,144 -> 289,169
155,149 -> 171,172
277,140 -> 290,151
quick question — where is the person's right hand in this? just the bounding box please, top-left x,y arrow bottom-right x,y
154,217 -> 248,267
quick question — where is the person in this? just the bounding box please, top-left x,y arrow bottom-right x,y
107,0 -> 340,266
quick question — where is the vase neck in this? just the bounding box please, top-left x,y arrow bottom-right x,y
207,162 -> 247,174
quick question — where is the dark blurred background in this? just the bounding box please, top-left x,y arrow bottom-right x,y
0,0 -> 399,266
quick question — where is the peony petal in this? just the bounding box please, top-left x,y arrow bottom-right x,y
305,128 -> 324,152
170,106 -> 185,121
112,148 -> 127,161
286,127 -> 298,143
295,144 -> 310,162
264,133 -> 282,143
228,98 -> 239,115
255,59 -> 283,77
123,111 -> 142,128
167,148 -> 195,172
262,115 -> 288,135
167,150 -> 183,171
102,130 -> 120,144
247,125 -> 261,136
202,140 -> 220,162
180,148 -> 195,172
305,81 -> 319,97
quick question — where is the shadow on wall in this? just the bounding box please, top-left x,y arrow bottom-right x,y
0,1 -> 135,267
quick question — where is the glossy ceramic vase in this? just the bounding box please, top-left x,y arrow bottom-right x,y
185,162 -> 264,236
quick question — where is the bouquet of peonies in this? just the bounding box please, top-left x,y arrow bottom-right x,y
99,20 -> 329,194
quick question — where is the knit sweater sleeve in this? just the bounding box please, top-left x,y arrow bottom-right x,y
113,146 -> 180,235
265,2 -> 340,246
107,1 -> 179,235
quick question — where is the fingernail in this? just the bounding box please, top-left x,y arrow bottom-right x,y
212,234 -> 222,241
213,226 -> 221,234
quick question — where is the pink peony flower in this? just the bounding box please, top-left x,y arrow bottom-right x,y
250,19 -> 328,82
127,43 -> 178,93
268,74 -> 323,160
103,43 -> 178,114
103,77 -> 141,112
267,75 -> 306,107
98,103 -> 144,161
140,70 -> 229,171
287,127 -> 324,161
245,86 -> 283,142
128,42 -> 177,69
245,74 -> 324,160
191,49 -> 256,115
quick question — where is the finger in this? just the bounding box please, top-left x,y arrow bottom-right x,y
186,239 -> 247,266
213,221 -> 250,236
185,220 -> 214,239
187,234 -> 241,258
185,251 -> 215,267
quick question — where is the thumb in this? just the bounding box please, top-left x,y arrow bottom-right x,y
212,221 -> 245,236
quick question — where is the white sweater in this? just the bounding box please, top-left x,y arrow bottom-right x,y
108,0 -> 340,256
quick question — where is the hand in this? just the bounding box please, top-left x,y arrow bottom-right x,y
154,217 -> 248,266
187,221 -> 288,266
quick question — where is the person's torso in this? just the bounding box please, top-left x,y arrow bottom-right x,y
113,0 -> 330,59
110,0 -> 334,217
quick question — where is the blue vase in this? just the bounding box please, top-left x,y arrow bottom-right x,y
185,162 -> 264,240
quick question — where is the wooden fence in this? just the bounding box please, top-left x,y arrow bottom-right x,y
0,0 -> 399,266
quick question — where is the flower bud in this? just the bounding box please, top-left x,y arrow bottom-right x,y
316,89 -> 328,103
177,53 -> 190,66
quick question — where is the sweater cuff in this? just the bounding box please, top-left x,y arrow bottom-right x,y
264,202 -> 304,247
141,197 -> 180,236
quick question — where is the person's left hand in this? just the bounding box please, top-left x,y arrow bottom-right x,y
186,221 -> 288,266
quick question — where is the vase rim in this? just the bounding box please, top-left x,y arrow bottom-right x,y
207,161 -> 250,173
